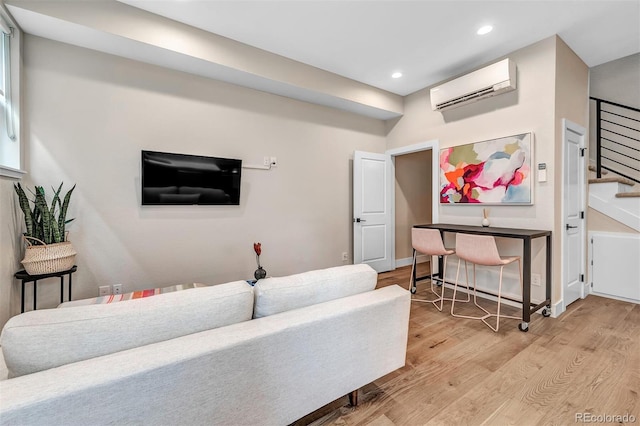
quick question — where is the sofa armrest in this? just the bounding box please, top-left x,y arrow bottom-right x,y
0,285 -> 410,426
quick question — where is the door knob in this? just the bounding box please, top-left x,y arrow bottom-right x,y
353,218 -> 367,223
566,224 -> 578,230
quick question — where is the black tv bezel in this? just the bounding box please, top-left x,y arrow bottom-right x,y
141,150 -> 242,206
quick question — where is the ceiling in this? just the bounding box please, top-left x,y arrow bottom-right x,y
118,0 -> 640,96
4,0 -> 639,119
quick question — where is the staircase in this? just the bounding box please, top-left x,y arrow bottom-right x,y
588,173 -> 640,231
587,99 -> 639,304
588,171 -> 640,303
590,97 -> 640,183
589,98 -> 640,232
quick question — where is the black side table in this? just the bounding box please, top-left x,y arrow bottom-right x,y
14,266 -> 77,313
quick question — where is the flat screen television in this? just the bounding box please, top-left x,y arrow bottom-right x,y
141,150 -> 242,205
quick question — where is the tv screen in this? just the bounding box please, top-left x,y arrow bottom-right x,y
141,150 -> 242,205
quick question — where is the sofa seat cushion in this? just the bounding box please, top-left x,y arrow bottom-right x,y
58,283 -> 208,307
1,280 -> 253,378
253,264 -> 377,318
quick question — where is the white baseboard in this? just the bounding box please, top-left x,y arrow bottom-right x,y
552,299 -> 565,318
591,291 -> 640,304
395,255 -> 428,268
395,257 -> 412,268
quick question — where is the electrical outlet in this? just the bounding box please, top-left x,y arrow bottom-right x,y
270,156 -> 277,167
342,252 -> 348,261
532,273 -> 541,287
263,156 -> 270,166
99,285 -> 111,296
113,284 -> 123,295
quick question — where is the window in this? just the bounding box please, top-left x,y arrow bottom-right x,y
0,19 -> 16,141
0,34 -> 4,100
0,9 -> 21,178
1,24 -> 15,141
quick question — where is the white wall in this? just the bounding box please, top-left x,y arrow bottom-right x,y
590,53 -> 640,108
0,13 -> 23,327
2,35 -> 386,318
386,36 -> 588,306
588,53 -> 640,164
0,177 -> 22,327
1,33 -> 596,324
387,37 -> 557,231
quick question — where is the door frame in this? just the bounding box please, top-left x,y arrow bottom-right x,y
559,119 -> 587,315
386,139 -> 440,268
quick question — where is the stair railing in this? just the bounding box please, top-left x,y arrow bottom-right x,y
590,97 -> 640,184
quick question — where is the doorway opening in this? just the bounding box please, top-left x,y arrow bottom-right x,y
388,140 -> 440,269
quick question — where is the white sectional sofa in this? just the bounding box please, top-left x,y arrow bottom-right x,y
0,264 -> 410,425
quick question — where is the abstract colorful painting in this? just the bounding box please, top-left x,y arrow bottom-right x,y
440,133 -> 533,205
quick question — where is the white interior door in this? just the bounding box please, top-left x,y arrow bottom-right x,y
563,120 -> 587,307
353,151 -> 393,272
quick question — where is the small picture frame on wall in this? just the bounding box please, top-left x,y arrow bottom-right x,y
439,132 -> 533,205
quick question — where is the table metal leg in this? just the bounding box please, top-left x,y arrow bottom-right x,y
21,280 -> 25,313
546,234 -> 552,309
521,238 -> 532,329
33,280 -> 37,311
438,230 -> 445,281
69,272 -> 73,301
60,276 -> 64,304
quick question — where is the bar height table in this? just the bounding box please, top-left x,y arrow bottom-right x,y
15,266 -> 77,313
414,224 -> 552,332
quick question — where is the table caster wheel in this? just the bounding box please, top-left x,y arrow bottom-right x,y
542,307 -> 551,317
518,322 -> 529,332
411,286 -> 417,294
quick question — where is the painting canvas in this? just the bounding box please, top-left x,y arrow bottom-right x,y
440,133 -> 533,205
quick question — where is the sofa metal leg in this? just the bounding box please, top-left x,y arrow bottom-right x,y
348,390 -> 358,406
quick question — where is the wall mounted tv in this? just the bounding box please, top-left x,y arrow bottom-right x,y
141,150 -> 242,205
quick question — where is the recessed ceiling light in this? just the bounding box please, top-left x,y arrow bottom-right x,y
391,72 -> 403,79
477,25 -> 493,35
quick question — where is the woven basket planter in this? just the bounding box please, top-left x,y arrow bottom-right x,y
21,236 -> 77,275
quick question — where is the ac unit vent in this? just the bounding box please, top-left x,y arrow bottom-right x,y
434,86 -> 495,110
430,58 -> 517,111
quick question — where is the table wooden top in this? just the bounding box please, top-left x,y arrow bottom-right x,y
414,223 -> 551,239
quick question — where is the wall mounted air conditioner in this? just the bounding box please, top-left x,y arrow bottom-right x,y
430,58 -> 517,111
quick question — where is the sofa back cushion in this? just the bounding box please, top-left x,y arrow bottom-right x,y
253,264 -> 377,318
1,281 -> 253,378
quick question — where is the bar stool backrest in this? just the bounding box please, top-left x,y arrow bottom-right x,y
412,228 -> 448,256
455,233 -> 503,266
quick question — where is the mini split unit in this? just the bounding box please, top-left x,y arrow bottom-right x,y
430,58 -> 517,111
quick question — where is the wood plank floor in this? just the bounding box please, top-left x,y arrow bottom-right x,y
294,264 -> 639,426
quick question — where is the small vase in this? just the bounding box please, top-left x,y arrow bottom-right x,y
481,218 -> 490,227
254,266 -> 267,280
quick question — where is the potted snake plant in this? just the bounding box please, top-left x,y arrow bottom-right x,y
14,182 -> 77,275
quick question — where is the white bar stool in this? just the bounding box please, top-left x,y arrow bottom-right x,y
450,233 -> 523,332
409,228 -> 466,311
